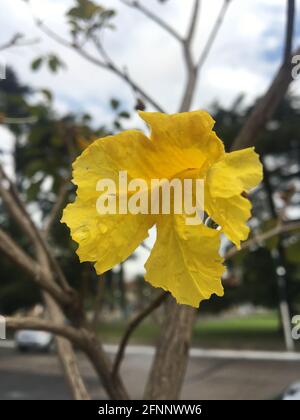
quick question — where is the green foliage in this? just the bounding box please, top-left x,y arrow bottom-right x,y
66,0 -> 116,40
31,54 -> 66,74
0,67 -> 32,135
31,57 -> 44,71
67,0 -> 106,21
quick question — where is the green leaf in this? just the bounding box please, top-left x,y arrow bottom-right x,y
101,9 -> 116,19
31,57 -> 44,71
110,98 -> 120,110
40,89 -> 53,102
118,111 -> 130,119
67,0 -> 105,21
47,55 -> 66,73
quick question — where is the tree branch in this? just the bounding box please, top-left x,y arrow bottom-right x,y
35,19 -> 165,112
186,0 -> 201,45
225,220 -> 300,259
6,316 -> 84,345
0,228 -> 70,306
42,293 -> 91,400
0,34 -> 39,52
179,0 -> 201,112
0,166 -> 42,249
232,44 -> 300,151
284,0 -> 295,63
197,0 -> 231,70
1,116 -> 38,125
113,291 -> 168,377
119,0 -> 183,42
0,164 -> 74,296
232,0 -> 298,152
43,179 -> 70,236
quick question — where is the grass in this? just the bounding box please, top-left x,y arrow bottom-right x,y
192,312 -> 287,350
97,311 -> 300,351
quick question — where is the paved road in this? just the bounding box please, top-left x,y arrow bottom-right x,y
0,343 -> 299,400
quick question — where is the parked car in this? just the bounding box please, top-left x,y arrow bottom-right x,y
15,329 -> 53,352
281,381 -> 300,400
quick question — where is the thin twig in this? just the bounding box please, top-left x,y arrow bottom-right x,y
119,0 -> 183,42
197,0 -> 231,70
141,241 -> 151,252
186,0 -> 201,45
113,291 -> 168,377
179,0 -> 201,112
225,221 -> 300,259
35,19 -> 165,113
0,34 -> 39,52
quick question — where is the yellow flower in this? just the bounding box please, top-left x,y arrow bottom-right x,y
62,111 -> 263,307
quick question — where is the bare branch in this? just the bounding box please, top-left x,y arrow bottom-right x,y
0,228 -> 70,306
0,164 -> 74,295
0,33 -> 39,52
0,167 -> 42,249
91,275 -> 106,330
225,220 -> 300,260
1,116 -> 38,125
119,0 -> 183,42
113,291 -> 168,377
6,316 -> 84,345
232,0 -> 298,151
43,179 -> 70,236
35,19 -> 165,113
232,44 -> 300,151
42,294 -> 91,400
284,0 -> 295,63
197,0 -> 231,70
186,0 -> 201,45
179,1 -> 201,112
141,241 -> 151,252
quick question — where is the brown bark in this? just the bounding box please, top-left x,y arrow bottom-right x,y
81,330 -> 130,400
232,47 -> 300,151
43,294 -> 91,400
144,298 -> 196,399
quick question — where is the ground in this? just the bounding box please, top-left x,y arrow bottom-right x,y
0,341 -> 299,400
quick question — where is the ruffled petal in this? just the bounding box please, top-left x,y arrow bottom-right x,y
145,214 -> 225,307
72,130 -> 158,199
62,198 -> 155,273
62,130 -> 158,273
139,111 -> 225,176
205,191 -> 252,248
207,147 -> 263,198
205,147 -> 263,248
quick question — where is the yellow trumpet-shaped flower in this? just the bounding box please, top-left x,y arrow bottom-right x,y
62,111 -> 263,307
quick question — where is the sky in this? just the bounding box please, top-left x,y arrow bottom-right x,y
0,0 -> 300,279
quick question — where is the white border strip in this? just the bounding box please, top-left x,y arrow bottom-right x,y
1,341 -> 299,362
104,345 -> 300,362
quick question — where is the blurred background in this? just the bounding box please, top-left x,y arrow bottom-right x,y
0,0 -> 300,400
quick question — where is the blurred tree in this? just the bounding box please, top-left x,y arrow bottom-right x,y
0,67 -> 131,313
